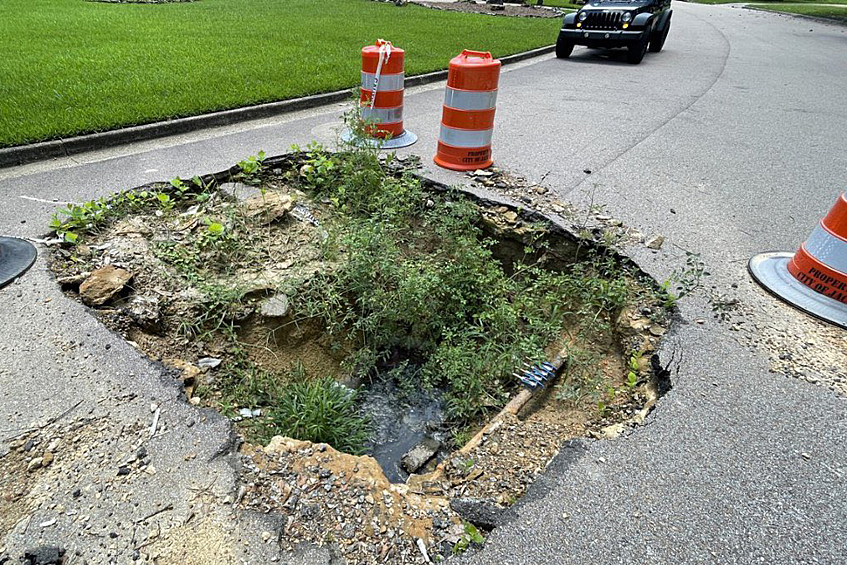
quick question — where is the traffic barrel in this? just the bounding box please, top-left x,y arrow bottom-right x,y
344,39 -> 417,149
434,50 -> 501,171
749,192 -> 847,329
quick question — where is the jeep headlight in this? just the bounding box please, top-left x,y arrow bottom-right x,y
578,11 -> 588,21
621,12 -> 632,23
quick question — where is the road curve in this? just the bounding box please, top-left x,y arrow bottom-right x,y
462,3 -> 847,564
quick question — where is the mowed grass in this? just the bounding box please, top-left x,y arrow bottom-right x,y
0,0 -> 556,147
751,3 -> 847,20
688,0 -> 847,4
538,0 -> 581,9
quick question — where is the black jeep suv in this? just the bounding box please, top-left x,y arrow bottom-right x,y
556,0 -> 672,64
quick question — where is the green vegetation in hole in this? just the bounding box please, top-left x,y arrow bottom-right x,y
48,105 -> 666,453
265,373 -> 371,454
286,108 -> 648,426
0,0 -> 556,147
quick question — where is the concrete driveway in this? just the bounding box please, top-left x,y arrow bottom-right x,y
1,2 -> 845,563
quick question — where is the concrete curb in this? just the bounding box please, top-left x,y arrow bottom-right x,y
0,45 -> 554,170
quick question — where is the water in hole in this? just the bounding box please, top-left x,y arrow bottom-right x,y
359,374 -> 447,483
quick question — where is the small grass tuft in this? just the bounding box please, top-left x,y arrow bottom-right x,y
265,375 -> 371,454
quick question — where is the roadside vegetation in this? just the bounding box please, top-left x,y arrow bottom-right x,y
0,0 -> 556,147
686,0 -> 847,5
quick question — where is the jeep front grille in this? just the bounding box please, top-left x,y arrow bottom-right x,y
582,11 -> 623,30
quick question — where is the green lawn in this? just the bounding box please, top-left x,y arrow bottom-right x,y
687,0 -> 847,4
538,0 -> 581,9
751,3 -> 847,19
0,0 -> 557,147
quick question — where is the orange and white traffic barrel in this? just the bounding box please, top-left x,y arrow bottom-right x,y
344,39 -> 417,149
434,50 -> 501,171
749,191 -> 847,329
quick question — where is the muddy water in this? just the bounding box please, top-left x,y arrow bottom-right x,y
359,378 -> 447,483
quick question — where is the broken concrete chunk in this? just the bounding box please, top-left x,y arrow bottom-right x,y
401,437 -> 441,474
259,293 -> 290,319
79,265 -> 131,306
244,191 -> 293,225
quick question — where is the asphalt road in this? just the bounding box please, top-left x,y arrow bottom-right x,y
1,2 -> 845,563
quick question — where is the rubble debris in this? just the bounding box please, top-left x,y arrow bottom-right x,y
197,357 -> 222,371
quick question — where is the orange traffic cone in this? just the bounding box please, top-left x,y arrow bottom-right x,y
344,39 -> 417,149
749,192 -> 847,328
434,50 -> 501,171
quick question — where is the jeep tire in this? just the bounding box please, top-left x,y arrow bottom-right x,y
649,12 -> 671,52
556,34 -> 575,59
626,34 -> 648,64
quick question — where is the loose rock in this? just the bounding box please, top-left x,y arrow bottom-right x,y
23,546 -> 64,565
124,294 -> 161,331
645,235 -> 665,250
259,294 -> 291,319
220,181 -> 261,201
401,437 -> 440,474
244,192 -> 293,225
79,265 -> 132,306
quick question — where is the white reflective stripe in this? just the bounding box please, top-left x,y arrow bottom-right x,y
439,125 -> 493,148
805,223 -> 847,274
443,87 -> 498,111
361,106 -> 403,124
361,71 -> 404,92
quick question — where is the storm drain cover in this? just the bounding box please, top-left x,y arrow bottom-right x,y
0,236 -> 37,290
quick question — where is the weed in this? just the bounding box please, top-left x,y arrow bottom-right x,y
49,176 -> 214,244
453,521 -> 485,554
264,375 -> 371,454
236,151 -> 266,185
662,250 -> 709,307
625,350 -> 642,388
